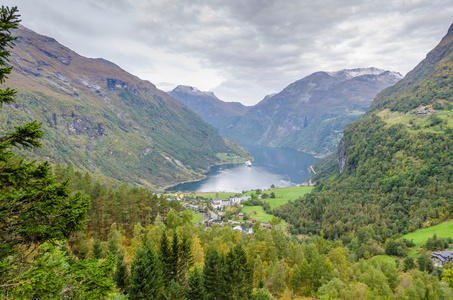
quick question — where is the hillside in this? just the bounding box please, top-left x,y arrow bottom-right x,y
0,25 -> 250,189
169,85 -> 250,135
230,68 -> 402,157
173,69 -> 402,157
275,23 -> 453,239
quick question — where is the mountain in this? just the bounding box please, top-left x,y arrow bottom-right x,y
169,85 -> 249,135
1,25 -> 250,189
226,68 -> 402,157
274,24 -> 453,239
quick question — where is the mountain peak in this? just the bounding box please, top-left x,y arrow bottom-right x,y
172,85 -> 217,99
326,67 -> 403,80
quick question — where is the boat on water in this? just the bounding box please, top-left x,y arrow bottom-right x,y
244,160 -> 252,167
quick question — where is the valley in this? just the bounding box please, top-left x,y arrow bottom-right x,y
2,4 -> 453,300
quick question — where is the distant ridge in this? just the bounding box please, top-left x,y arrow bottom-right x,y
172,68 -> 402,157
170,85 -> 250,135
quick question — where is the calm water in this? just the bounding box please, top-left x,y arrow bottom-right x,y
170,146 -> 318,192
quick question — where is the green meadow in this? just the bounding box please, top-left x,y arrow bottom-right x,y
403,220 -> 453,256
263,186 -> 314,210
191,212 -> 204,224
240,205 -> 287,227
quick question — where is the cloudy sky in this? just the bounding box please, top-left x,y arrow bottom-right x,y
6,0 -> 453,105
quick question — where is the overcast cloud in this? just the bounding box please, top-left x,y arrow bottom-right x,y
5,0 -> 453,105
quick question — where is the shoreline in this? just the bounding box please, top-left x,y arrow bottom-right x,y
161,160 -> 247,192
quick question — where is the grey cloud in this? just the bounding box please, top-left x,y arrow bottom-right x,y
6,0 -> 453,105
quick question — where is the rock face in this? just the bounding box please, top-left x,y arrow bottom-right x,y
1,25 -> 249,188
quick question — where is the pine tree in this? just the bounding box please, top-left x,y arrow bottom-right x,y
224,244 -> 253,300
178,234 -> 193,287
130,240 -> 163,299
113,251 -> 129,294
0,5 -> 89,272
170,230 -> 179,281
254,288 -> 276,300
186,267 -> 206,300
92,234 -> 103,259
159,230 -> 171,286
203,247 -> 223,300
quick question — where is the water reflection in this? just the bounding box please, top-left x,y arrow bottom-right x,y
170,146 -> 318,192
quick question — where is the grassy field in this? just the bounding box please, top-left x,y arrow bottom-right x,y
240,205 -> 287,227
263,186 -> 314,210
369,255 -> 396,264
377,108 -> 453,134
191,212 -> 204,224
216,153 -> 247,164
403,220 -> 453,256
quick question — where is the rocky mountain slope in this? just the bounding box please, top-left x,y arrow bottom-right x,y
1,25 -> 250,189
227,68 -> 402,157
275,23 -> 453,239
171,69 -> 402,157
169,85 -> 249,135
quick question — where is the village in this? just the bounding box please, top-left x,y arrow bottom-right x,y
182,193 -> 277,235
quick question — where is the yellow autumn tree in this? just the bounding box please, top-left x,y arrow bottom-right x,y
192,234 -> 204,268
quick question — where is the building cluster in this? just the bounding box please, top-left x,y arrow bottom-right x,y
209,196 -> 251,211
412,110 -> 433,115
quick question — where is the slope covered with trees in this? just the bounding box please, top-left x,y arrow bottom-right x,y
275,23 -> 453,240
0,25 -> 250,189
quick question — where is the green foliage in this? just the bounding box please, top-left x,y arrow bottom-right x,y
203,247 -> 223,300
275,29 -> 453,243
403,256 -> 415,272
177,233 -> 194,287
113,251 -> 129,294
253,288 -> 276,300
291,243 -> 334,296
224,244 -> 253,300
185,268 -> 206,300
0,7 -> 91,293
275,114 -> 453,240
159,230 -> 172,286
417,253 -> 434,273
385,238 -> 408,257
425,233 -> 451,251
53,163 -> 185,240
403,219 -> 453,256
129,240 -> 163,299
1,242 -> 116,299
70,253 -> 116,299
0,5 -> 19,105
92,234 -> 104,259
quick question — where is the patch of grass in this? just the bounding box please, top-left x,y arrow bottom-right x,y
216,153 -> 247,164
240,206 -> 287,227
403,220 -> 453,256
377,108 -> 453,134
369,255 -> 396,264
263,186 -> 314,210
191,212 -> 204,224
